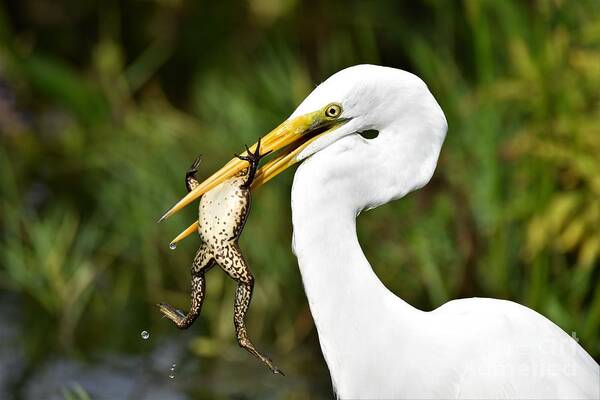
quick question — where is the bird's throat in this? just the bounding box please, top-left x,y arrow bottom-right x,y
290,160 -> 416,391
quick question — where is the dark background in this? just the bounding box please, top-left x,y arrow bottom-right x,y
0,1 -> 598,399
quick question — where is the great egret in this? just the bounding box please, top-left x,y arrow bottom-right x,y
161,65 -> 600,399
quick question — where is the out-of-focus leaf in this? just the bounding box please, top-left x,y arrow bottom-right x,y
16,54 -> 109,123
579,237 -> 600,269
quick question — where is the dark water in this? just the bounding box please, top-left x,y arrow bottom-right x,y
0,297 -> 331,400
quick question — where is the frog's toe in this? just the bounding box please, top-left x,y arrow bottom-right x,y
262,356 -> 285,376
191,155 -> 202,170
272,366 -> 285,376
186,156 -> 202,175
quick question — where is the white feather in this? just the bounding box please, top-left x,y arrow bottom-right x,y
289,65 -> 599,399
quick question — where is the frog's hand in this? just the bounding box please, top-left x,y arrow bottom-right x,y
235,137 -> 272,189
185,155 -> 203,192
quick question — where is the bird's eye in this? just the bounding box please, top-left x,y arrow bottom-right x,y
325,103 -> 342,118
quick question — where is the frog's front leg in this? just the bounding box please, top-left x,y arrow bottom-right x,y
158,243 -> 214,329
235,137 -> 271,189
215,243 -> 284,375
185,155 -> 202,192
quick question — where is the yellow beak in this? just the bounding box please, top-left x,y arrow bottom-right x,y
161,106 -> 349,247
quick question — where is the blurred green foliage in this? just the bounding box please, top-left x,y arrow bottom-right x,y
61,384 -> 91,400
0,0 -> 598,397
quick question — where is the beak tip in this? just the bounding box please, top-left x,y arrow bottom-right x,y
157,210 -> 170,223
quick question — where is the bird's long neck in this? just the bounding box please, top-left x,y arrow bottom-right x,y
291,158 -> 417,387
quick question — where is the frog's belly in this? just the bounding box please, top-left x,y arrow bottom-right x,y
198,177 -> 249,243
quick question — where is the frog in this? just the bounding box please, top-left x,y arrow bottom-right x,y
157,138 -> 283,375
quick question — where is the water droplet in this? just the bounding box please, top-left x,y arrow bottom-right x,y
141,330 -> 149,340
169,242 -> 177,250
169,372 -> 175,379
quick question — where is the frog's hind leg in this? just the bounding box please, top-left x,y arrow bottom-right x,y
185,155 -> 202,192
216,243 -> 284,375
158,244 -> 214,329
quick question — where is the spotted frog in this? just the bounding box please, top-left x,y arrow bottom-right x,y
157,139 -> 283,375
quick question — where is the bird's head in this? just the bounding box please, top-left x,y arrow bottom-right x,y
160,64 -> 447,225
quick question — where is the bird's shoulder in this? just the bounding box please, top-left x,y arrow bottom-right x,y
430,297 -> 566,344
434,296 -> 540,321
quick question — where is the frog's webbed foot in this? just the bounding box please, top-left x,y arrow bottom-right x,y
235,137 -> 272,189
238,335 -> 285,375
157,303 -> 187,326
185,155 -> 202,192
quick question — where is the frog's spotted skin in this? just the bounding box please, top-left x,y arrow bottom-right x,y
158,141 -> 283,375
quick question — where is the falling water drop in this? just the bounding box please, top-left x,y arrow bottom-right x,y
141,330 -> 150,340
169,242 -> 177,250
169,363 -> 176,379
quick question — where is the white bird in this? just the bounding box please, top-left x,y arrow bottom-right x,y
161,65 -> 600,399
